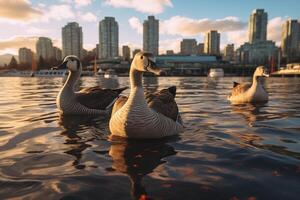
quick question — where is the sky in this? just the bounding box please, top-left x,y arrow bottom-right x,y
0,0 -> 299,55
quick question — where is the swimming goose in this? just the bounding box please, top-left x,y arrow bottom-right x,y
228,66 -> 269,104
109,52 -> 183,139
55,55 -> 127,115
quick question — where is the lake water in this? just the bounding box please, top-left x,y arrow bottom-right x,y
0,76 -> 300,200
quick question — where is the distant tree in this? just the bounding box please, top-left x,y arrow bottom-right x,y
8,56 -> 18,69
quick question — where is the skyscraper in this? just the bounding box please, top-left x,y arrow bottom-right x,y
248,9 -> 268,43
99,17 -> 119,59
143,16 -> 159,55
122,45 -> 131,61
197,43 -> 204,55
62,22 -> 83,58
19,47 -> 33,64
53,47 -> 62,61
281,19 -> 300,59
36,37 -> 54,60
224,44 -> 234,61
204,30 -> 220,55
180,39 -> 197,55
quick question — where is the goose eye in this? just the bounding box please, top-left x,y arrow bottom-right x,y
140,56 -> 143,59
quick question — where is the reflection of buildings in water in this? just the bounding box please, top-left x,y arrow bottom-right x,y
143,77 -> 158,93
109,140 -> 176,200
58,114 -> 108,169
231,103 -> 266,126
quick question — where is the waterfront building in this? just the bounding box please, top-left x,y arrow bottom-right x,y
132,49 -> 141,58
166,50 -> 174,55
224,44 -> 235,61
19,47 -> 33,64
237,9 -> 279,65
122,45 -> 131,61
53,47 -> 62,61
236,41 -> 278,64
36,37 -> 54,60
180,39 -> 197,55
143,16 -> 159,55
248,9 -> 268,43
99,17 -> 119,59
204,30 -> 220,55
197,43 -> 205,55
281,19 -> 300,61
62,22 -> 83,58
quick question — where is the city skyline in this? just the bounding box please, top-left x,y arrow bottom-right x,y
0,0 -> 299,56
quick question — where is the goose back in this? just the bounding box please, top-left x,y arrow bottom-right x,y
76,87 -> 127,110
111,86 -> 179,121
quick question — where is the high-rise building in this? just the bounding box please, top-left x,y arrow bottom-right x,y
281,19 -> 300,60
248,9 -> 268,43
19,47 -> 33,64
62,22 -> 83,58
180,39 -> 197,55
99,17 -> 119,59
143,16 -> 159,55
204,30 -> 220,55
237,9 -> 279,65
36,37 -> 54,60
122,45 -> 131,61
224,44 -> 234,61
53,47 -> 62,61
197,43 -> 204,55
132,49 -> 141,58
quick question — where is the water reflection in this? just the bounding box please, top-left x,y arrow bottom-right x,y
58,114 -> 109,169
230,103 -> 267,126
109,139 -> 176,200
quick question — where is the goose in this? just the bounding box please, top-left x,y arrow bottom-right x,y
109,52 -> 183,139
55,55 -> 127,115
228,66 -> 269,104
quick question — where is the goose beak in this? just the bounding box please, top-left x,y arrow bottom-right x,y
146,58 -> 166,76
52,60 -> 67,70
263,73 -> 269,77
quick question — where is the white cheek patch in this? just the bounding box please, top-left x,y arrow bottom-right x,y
67,60 -> 77,71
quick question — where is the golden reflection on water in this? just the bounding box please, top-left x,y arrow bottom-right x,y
0,77 -> 300,199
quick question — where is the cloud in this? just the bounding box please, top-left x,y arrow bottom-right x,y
268,17 -> 286,45
0,36 -> 38,54
160,16 -> 247,36
25,27 -> 50,35
159,38 -> 182,54
129,17 -> 143,34
78,12 -> 97,22
105,0 -> 172,14
75,0 -> 93,7
129,16 -> 247,37
0,36 -> 60,55
41,4 -> 75,22
0,0 -> 42,21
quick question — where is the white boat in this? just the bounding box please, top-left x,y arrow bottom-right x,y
34,69 -> 67,77
104,69 -> 118,79
208,68 -> 224,78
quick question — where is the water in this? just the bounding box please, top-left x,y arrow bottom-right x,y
0,76 -> 300,200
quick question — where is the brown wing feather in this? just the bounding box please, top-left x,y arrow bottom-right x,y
111,95 -> 128,115
111,86 -> 179,121
231,83 -> 251,96
146,87 -> 179,121
76,87 -> 127,110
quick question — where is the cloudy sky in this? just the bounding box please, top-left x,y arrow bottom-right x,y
0,0 -> 299,55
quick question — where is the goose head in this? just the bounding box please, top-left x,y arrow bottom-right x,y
132,52 -> 165,75
254,66 -> 269,77
55,55 -> 82,73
